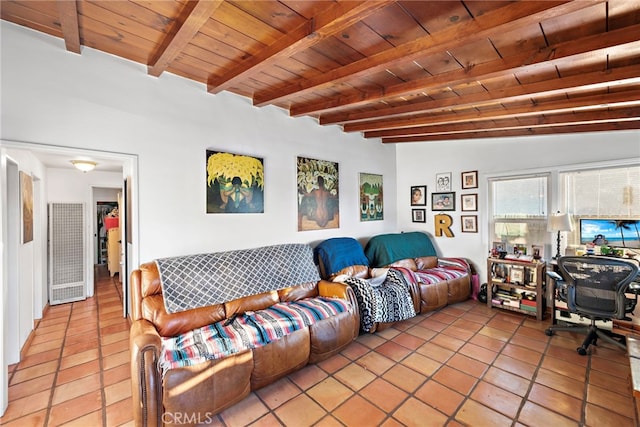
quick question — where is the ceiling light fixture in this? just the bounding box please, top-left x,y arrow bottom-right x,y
71,160 -> 97,172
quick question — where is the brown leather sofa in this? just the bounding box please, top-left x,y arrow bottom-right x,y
365,232 -> 471,314
129,257 -> 359,426
314,233 -> 471,333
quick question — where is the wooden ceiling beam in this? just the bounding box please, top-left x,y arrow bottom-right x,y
367,107 -> 640,139
319,65 -> 640,125
302,25 -> 640,120
382,121 -> 640,143
353,89 -> 640,134
148,0 -> 223,77
56,0 -> 80,54
207,0 -> 394,94
253,0 -> 603,107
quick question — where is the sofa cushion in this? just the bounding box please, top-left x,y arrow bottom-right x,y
314,237 -> 369,279
415,256 -> 438,270
365,232 -> 437,267
388,258 -> 418,270
159,297 -> 350,372
141,294 -> 226,337
156,243 -> 320,313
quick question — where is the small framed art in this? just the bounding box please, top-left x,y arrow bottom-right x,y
531,244 -> 544,260
431,192 -> 455,211
461,215 -> 478,233
411,185 -> 426,206
412,208 -> 426,223
461,170 -> 478,189
461,193 -> 477,211
435,172 -> 451,192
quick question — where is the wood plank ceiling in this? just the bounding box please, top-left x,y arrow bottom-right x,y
3,0 -> 639,143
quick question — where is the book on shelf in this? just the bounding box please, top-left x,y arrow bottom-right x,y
520,299 -> 537,307
520,304 -> 537,312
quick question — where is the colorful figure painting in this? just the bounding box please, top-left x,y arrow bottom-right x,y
359,173 -> 383,221
297,157 -> 339,231
206,150 -> 264,213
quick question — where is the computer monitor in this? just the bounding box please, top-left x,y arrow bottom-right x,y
579,218 -> 640,249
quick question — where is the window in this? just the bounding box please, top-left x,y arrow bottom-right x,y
562,165 -> 640,247
489,175 -> 549,253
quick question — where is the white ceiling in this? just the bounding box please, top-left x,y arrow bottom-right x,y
31,150 -> 123,173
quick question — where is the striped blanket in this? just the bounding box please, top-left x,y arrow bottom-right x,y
160,297 -> 350,373
415,258 -> 469,284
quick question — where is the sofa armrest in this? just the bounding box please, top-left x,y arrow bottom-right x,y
130,319 -> 163,427
318,280 -> 359,317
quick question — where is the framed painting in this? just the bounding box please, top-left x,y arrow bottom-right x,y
461,215 -> 478,233
461,170 -> 478,189
20,171 -> 33,243
359,172 -> 383,221
411,185 -> 426,206
436,172 -> 451,192
206,150 -> 264,213
431,192 -> 455,211
461,193 -> 478,211
297,157 -> 339,231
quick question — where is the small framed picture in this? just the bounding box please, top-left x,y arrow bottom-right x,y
461,215 -> 478,233
531,244 -> 544,260
461,193 -> 477,211
510,266 -> 524,284
461,170 -> 478,189
431,192 -> 455,211
435,172 -> 451,192
412,208 -> 426,223
411,185 -> 427,206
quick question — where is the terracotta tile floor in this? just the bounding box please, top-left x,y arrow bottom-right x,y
2,268 -> 639,426
1,266 -> 132,426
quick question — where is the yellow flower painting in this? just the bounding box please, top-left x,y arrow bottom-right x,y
206,150 -> 264,213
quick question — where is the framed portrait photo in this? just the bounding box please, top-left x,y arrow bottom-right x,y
412,208 -> 426,223
461,193 -> 477,211
435,172 -> 451,192
411,185 -> 427,206
461,170 -> 478,189
461,215 -> 478,233
431,192 -> 455,211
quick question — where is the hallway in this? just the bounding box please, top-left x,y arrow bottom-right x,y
0,266 -> 132,426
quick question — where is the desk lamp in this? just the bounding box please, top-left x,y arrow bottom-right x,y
548,212 -> 573,259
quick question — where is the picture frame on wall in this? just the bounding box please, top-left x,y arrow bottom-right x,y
411,185 -> 427,206
461,170 -> 478,189
431,192 -> 455,211
206,150 -> 265,214
461,215 -> 478,233
461,193 -> 478,211
359,172 -> 383,221
297,157 -> 339,231
412,208 -> 426,223
435,172 -> 451,192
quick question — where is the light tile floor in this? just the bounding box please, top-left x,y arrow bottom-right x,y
1,267 -> 638,426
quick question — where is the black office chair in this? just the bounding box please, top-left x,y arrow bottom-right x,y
545,256 -> 640,355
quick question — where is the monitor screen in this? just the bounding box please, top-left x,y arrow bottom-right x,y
579,219 -> 640,248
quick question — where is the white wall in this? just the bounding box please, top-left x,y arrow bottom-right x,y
396,131 -> 640,279
0,21 -> 398,265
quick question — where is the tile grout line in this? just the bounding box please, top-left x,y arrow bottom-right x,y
96,276 -> 108,427
42,305 -> 72,426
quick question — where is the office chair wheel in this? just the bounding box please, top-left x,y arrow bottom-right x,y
545,328 -> 554,336
577,347 -> 587,356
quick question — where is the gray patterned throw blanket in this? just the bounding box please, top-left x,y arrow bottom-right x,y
156,243 -> 321,314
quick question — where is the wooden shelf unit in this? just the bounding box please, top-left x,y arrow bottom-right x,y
487,257 -> 546,320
